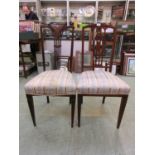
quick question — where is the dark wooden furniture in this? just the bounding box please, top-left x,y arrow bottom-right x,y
41,23 -> 74,72
19,39 -> 42,78
78,94 -> 128,129
26,94 -> 75,128
19,20 -> 45,78
117,32 -> 135,75
81,23 -> 117,72
78,23 -> 130,129
24,24 -> 76,128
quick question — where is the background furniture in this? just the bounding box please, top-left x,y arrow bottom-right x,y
36,52 -> 54,73
19,0 -> 134,26
19,39 -> 41,78
121,52 -> 135,76
19,46 -> 37,77
19,20 -> 44,78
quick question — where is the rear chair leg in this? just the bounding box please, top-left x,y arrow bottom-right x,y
69,96 -> 72,105
117,95 -> 128,129
78,95 -> 83,127
46,96 -> 50,103
26,95 -> 36,126
102,96 -> 106,104
70,95 -> 75,128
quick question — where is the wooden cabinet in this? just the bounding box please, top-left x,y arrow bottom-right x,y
40,0 -> 67,23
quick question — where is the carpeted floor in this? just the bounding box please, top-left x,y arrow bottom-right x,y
19,72 -> 135,155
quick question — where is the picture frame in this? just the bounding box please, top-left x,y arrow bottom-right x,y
122,52 -> 135,76
126,57 -> 135,76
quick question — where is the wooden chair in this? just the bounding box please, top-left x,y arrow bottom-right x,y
82,23 -> 116,72
41,23 -> 74,104
77,23 -> 130,128
24,24 -> 76,128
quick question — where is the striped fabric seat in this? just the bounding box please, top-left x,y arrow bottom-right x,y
77,70 -> 130,95
25,70 -> 76,96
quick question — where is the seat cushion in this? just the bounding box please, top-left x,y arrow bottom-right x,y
77,70 -> 130,95
25,70 -> 76,96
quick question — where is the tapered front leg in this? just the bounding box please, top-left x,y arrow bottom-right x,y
26,94 -> 36,126
46,96 -> 50,104
69,95 -> 72,105
70,95 -> 76,128
117,95 -> 128,129
78,95 -> 83,127
102,96 -> 106,104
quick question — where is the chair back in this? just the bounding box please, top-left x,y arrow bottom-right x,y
82,23 -> 116,72
41,23 -> 74,72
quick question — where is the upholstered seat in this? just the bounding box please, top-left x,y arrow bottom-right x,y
25,70 -> 76,96
77,70 -> 131,128
24,70 -> 76,127
77,70 -> 130,95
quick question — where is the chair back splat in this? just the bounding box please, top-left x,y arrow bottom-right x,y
41,23 -> 74,72
82,23 -> 117,72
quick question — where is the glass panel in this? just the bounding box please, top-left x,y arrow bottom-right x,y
69,1 -> 96,29
127,1 -> 135,20
97,1 -> 126,23
40,1 -> 67,24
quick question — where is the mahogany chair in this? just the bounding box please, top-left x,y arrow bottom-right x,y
82,23 -> 117,104
81,23 -> 116,72
24,24 -> 76,128
41,23 -> 74,103
77,23 -> 130,128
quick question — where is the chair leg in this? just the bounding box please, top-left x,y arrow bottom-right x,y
67,59 -> 70,72
102,96 -> 106,104
117,95 -> 128,129
46,96 -> 50,103
69,96 -> 71,105
78,95 -> 83,127
26,95 -> 36,126
70,95 -> 75,128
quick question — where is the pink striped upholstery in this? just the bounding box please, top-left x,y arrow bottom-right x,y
25,70 -> 76,96
77,70 -> 130,95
